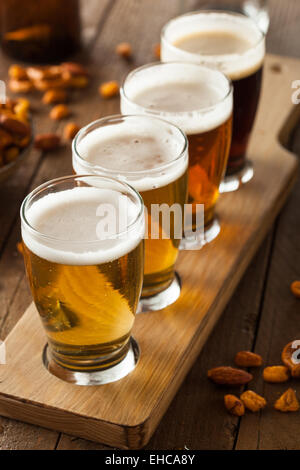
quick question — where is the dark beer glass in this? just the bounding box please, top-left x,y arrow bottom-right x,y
161,11 -> 265,192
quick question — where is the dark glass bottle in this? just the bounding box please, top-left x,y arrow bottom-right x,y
0,0 -> 81,63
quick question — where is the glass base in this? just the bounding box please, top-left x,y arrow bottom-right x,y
220,160 -> 254,193
137,272 -> 181,313
42,337 -> 140,386
180,216 -> 220,250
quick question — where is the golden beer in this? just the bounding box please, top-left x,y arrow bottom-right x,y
161,11 -> 265,191
72,115 -> 188,311
21,175 -> 144,385
121,62 -> 233,246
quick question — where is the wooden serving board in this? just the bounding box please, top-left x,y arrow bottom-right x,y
0,54 -> 299,449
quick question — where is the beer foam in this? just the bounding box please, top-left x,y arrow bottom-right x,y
121,63 -> 232,135
73,117 -> 188,192
22,186 -> 144,265
161,12 -> 265,81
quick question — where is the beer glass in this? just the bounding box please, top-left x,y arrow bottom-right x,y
72,115 -> 188,312
21,175 -> 145,385
121,63 -> 233,248
161,11 -> 265,192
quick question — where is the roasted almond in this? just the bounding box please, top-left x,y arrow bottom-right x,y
291,281 -> 300,299
99,80 -> 119,98
9,78 -> 33,94
0,114 -> 30,136
8,64 -> 28,80
235,351 -> 263,368
116,42 -> 132,58
207,367 -> 253,386
61,62 -> 89,76
34,133 -> 61,151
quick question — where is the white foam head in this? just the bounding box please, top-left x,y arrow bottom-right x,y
73,115 -> 188,192
121,63 -> 233,135
161,11 -> 265,81
21,183 -> 144,266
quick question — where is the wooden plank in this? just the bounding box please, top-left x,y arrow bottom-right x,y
0,53 -> 298,449
235,141 -> 300,451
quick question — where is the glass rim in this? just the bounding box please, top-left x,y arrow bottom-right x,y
120,61 -> 233,117
20,174 -> 145,244
72,113 -> 189,177
161,10 -> 266,61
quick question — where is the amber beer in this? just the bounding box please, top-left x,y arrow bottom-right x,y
72,115 -> 188,311
161,11 -> 265,191
21,175 -> 144,385
120,62 -> 233,245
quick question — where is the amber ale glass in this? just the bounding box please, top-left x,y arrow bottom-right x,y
72,115 -> 188,312
121,62 -> 233,248
161,11 -> 265,192
0,0 -> 81,62
21,175 -> 144,385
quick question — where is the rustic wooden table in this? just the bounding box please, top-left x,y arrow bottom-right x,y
0,0 -> 299,450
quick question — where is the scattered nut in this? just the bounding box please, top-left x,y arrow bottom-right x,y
263,366 -> 290,383
34,133 -> 61,151
291,281 -> 300,299
61,62 -> 89,76
0,114 -> 31,137
99,80 -> 119,99
49,104 -> 70,121
9,78 -> 33,94
42,88 -> 67,105
153,43 -> 161,59
240,391 -> 267,412
282,341 -> 300,378
116,42 -> 132,58
235,351 -> 263,368
67,75 -> 89,89
207,367 -> 253,386
8,64 -> 27,81
63,122 -> 80,141
224,395 -> 245,416
274,388 -> 299,412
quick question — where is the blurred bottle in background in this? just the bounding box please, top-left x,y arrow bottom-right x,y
0,0 -> 81,63
192,0 -> 269,33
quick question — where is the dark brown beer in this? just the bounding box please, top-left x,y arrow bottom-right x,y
228,67 -> 263,174
161,12 -> 265,178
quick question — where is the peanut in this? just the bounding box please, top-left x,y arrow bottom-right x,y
116,42 -> 132,58
49,104 -> 70,121
63,122 -> 80,141
34,134 -> 61,151
291,281 -> 300,299
42,88 -> 67,105
224,395 -> 245,416
207,367 -> 253,386
99,80 -> 119,99
240,391 -> 267,412
274,388 -> 299,412
263,366 -> 290,383
9,78 -> 33,94
8,64 -> 27,80
235,351 -> 263,368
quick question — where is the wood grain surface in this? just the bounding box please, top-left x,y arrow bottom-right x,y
0,0 -> 299,450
